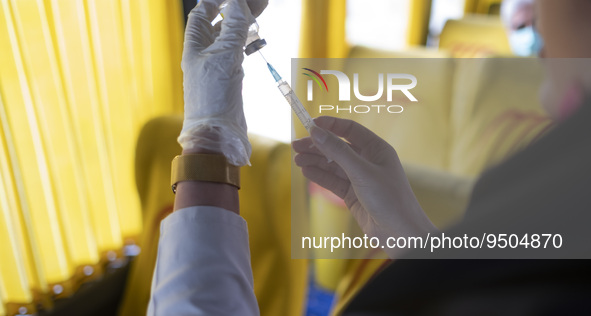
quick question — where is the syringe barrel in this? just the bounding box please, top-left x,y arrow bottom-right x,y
277,80 -> 315,132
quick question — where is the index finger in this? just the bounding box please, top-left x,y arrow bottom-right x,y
184,0 -> 225,53
313,116 -> 383,150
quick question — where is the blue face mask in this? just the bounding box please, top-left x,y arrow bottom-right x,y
509,26 -> 544,57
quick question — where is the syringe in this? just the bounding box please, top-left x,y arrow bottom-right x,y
260,53 -> 315,132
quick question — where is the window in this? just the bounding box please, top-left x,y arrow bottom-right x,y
242,0 -> 301,142
346,0 -> 411,50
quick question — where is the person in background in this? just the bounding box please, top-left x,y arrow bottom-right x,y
501,0 -> 544,56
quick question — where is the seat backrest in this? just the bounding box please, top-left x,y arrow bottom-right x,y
340,46 -> 454,170
440,15 -> 512,58
449,57 -> 553,176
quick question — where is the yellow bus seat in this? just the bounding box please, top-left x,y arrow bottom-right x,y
440,15 -> 512,58
448,57 -> 553,177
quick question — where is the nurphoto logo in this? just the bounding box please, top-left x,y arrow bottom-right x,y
302,69 -> 418,114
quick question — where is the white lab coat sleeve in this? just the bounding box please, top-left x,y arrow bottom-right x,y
146,206 -> 259,316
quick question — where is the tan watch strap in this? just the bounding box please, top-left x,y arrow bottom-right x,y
171,154 -> 240,193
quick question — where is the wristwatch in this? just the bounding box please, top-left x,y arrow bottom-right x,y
170,154 -> 240,193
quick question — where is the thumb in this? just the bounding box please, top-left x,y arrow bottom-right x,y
310,125 -> 365,174
247,0 -> 268,18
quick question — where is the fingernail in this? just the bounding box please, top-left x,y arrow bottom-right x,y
310,125 -> 328,144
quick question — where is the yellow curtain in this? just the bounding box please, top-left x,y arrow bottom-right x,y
299,0 -> 434,55
464,0 -> 478,13
0,125 -> 37,315
465,0 -> 502,14
0,0 -> 184,312
477,0 -> 503,14
0,291 -> 4,316
407,0 -> 432,46
299,0 -> 348,58
0,0 -> 75,297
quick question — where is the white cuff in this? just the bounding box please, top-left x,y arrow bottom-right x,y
147,206 -> 259,316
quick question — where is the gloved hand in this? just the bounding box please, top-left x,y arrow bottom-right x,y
178,0 -> 267,166
292,116 -> 438,258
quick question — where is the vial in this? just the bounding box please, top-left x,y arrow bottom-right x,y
219,1 -> 267,55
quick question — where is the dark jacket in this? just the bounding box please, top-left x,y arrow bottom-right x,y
344,101 -> 591,315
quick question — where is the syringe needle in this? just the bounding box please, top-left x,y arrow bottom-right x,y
258,50 -> 268,64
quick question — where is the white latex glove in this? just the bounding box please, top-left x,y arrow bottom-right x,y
178,0 -> 267,166
292,116 -> 439,258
